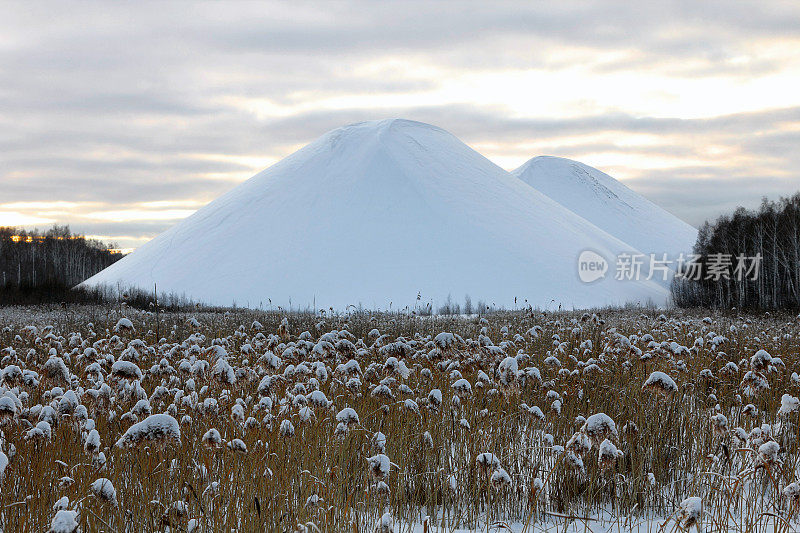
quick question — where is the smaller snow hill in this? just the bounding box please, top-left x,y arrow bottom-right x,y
513,156 -> 697,259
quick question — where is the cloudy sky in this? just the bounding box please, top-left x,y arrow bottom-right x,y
2,1 -> 800,249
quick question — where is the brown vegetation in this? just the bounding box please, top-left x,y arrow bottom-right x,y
0,305 -> 799,531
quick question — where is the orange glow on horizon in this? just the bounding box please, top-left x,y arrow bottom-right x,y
6,234 -> 125,254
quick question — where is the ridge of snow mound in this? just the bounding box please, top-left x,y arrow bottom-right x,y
83,119 -> 668,310
513,156 -> 697,258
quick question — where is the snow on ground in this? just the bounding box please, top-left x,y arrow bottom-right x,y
82,119 -> 668,310
404,515 -> 684,532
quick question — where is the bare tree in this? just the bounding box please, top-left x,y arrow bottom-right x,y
672,193 -> 800,310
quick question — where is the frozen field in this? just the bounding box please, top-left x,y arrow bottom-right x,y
1,304 -> 799,532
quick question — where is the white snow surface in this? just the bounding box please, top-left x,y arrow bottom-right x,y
513,156 -> 697,259
83,119 -> 668,310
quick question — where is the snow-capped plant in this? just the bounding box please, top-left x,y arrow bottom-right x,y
90,477 -> 117,505
48,510 -> 80,533
280,419 -> 295,438
566,432 -> 592,455
113,318 -> 135,333
111,360 -> 143,381
427,389 -> 442,410
367,453 -> 391,481
598,439 -> 623,470
581,413 -> 617,445
336,407 -> 359,427
84,429 -> 101,455
0,395 -> 17,424
710,413 -> 728,436
227,438 -> 247,454
0,448 -> 8,481
375,512 -> 393,533
115,413 -> 181,448
497,356 -> 518,386
756,441 -> 781,468
643,371 -> 677,396
783,482 -> 800,504
676,496 -> 702,529
476,452 -> 500,472
451,378 -> 472,397
490,467 -> 511,489
750,349 -> 772,371
778,394 -> 800,417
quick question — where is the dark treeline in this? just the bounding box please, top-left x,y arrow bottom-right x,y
672,194 -> 800,310
0,225 -> 123,304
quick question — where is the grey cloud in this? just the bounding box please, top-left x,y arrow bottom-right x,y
1,1 -> 799,245
2,174 -> 238,205
627,169 -> 800,227
66,220 -> 176,238
206,104 -> 800,147
190,2 -> 800,55
4,102 -> 800,217
740,131 -> 800,164
3,155 -> 250,175
59,221 -> 177,249
488,142 -> 706,161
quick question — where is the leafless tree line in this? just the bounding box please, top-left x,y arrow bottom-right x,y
0,225 -> 122,291
672,194 -> 800,309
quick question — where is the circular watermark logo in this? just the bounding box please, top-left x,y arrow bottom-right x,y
578,250 -> 608,283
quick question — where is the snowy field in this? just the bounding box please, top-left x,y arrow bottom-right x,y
1,304 -> 799,532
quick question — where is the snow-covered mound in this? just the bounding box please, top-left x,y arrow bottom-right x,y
513,156 -> 697,258
82,119 -> 668,310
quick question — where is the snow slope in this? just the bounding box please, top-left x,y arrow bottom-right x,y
82,120 -> 668,310
513,156 -> 697,258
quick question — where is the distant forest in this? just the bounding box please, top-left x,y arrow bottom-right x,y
0,225 -> 123,304
7,199 -> 800,310
672,194 -> 800,310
